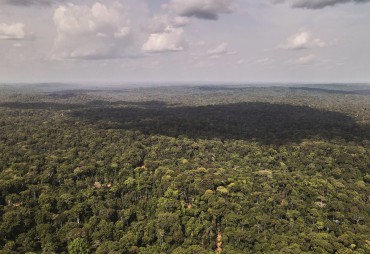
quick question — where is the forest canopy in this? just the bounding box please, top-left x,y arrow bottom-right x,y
0,84 -> 369,253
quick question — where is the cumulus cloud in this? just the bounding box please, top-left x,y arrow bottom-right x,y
145,14 -> 190,33
52,2 -> 132,60
142,27 -> 186,53
141,5 -> 192,54
169,0 -> 234,20
280,30 -> 326,50
274,0 -> 370,9
173,16 -> 191,27
0,22 -> 27,40
142,0 -> 233,55
0,0 -> 64,6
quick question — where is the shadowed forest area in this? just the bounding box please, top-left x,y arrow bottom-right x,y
0,85 -> 369,254
70,102 -> 369,145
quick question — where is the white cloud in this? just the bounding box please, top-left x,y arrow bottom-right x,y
194,60 -> 206,68
207,42 -> 235,58
280,30 -> 326,50
173,16 -> 191,27
142,27 -> 186,53
52,2 -> 132,60
169,0 -> 234,20
0,22 -> 27,40
294,54 -> 316,65
114,27 -> 130,38
237,59 -> 245,65
275,0 -> 370,9
13,43 -> 23,47
255,57 -> 274,65
145,14 -> 190,33
208,42 -> 227,57
208,42 -> 228,55
141,5 -> 192,55
192,40 -> 206,46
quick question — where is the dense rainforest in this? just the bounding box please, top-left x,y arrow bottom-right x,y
0,84 -> 369,254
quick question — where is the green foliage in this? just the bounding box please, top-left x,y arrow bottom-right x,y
0,85 -> 369,253
68,238 -> 90,254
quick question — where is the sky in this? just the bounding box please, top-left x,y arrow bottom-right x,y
0,0 -> 369,83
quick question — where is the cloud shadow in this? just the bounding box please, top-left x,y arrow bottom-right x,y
70,102 -> 369,145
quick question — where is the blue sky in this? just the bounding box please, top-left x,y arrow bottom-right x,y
0,0 -> 369,83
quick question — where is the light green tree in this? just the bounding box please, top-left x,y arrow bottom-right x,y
68,238 -> 90,254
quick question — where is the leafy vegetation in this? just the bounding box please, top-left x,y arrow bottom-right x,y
0,84 -> 369,253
